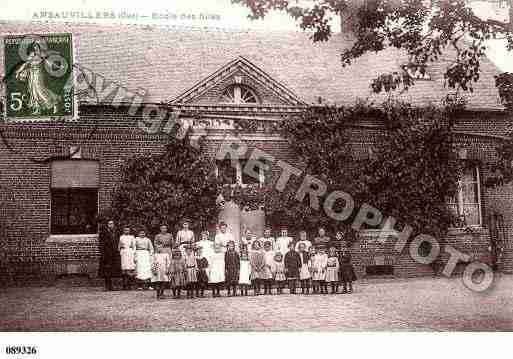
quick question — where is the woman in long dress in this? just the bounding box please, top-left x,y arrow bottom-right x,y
151,245 -> 170,299
176,220 -> 195,255
208,244 -> 225,297
134,229 -> 154,289
15,42 -> 60,115
118,226 -> 136,290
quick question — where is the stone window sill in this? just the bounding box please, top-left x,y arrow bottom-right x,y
46,234 -> 98,244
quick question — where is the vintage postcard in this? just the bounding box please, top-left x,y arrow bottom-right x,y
0,0 -> 513,357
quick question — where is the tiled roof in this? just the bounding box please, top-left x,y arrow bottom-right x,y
0,21 -> 505,110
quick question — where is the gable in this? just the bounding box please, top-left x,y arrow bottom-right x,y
170,56 -> 307,107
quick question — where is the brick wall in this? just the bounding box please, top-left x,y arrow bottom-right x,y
1,109 -> 513,283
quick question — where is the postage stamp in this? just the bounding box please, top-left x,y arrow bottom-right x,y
3,33 -> 74,119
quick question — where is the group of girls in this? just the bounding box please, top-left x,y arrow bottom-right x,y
117,222 -> 357,299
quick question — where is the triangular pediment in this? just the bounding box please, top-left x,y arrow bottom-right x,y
170,56 -> 306,106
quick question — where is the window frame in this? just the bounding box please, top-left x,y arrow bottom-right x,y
49,159 -> 100,236
447,165 -> 482,228
50,187 -> 99,235
219,84 -> 259,105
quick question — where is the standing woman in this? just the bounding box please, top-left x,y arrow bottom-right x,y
134,228 -> 154,290
118,226 -> 136,290
98,220 -> 122,291
154,224 -> 173,257
176,220 -> 195,255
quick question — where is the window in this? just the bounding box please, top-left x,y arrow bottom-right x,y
447,166 -> 482,227
220,85 -> 259,104
50,160 -> 99,235
216,159 -> 266,186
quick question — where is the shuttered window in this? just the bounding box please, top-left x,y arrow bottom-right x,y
50,161 -> 99,235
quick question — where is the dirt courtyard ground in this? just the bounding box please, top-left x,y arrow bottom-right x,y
1,275 -> 512,331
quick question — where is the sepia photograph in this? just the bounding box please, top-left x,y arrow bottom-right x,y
1,0 -> 513,349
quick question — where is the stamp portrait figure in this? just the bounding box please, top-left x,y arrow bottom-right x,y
15,42 -> 60,115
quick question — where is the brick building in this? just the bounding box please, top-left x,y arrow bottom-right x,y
0,21 -> 512,282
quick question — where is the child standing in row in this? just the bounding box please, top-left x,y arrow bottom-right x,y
311,246 -> 328,294
298,243 -> 311,294
151,245 -> 170,299
239,247 -> 251,296
271,252 -> 287,294
169,249 -> 186,298
325,247 -> 340,294
184,246 -> 198,298
249,241 -> 265,295
262,241 -> 274,294
339,246 -> 356,294
196,247 -> 209,298
284,242 -> 301,294
225,241 -> 240,296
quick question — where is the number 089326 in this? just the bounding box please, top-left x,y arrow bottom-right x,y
4,346 -> 37,355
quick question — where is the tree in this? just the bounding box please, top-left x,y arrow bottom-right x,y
105,134 -> 219,235
233,0 -> 513,102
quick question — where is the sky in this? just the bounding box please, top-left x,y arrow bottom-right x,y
0,0 -> 512,71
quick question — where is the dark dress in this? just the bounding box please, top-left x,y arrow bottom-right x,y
224,250 -> 240,285
284,250 -> 301,279
98,226 -> 122,278
197,257 -> 209,285
339,251 -> 357,282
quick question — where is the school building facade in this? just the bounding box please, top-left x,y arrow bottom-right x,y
0,21 -> 512,283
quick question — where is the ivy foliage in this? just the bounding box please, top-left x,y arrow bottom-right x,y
262,101 -> 462,240
359,102 -> 462,237
104,134 -> 219,234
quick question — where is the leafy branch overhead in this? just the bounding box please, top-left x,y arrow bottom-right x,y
232,0 -> 513,101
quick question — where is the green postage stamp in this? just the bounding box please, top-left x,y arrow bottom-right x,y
3,33 -> 74,119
